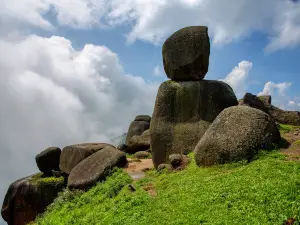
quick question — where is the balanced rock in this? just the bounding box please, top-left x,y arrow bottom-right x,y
125,116 -> 150,145
1,173 -> 65,225
239,93 -> 269,114
194,106 -> 281,166
150,80 -> 238,168
59,143 -> 114,174
68,146 -> 127,190
35,147 -> 61,175
127,129 -> 150,154
162,26 -> 210,81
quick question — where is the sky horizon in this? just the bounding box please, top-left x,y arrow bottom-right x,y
0,0 -> 300,224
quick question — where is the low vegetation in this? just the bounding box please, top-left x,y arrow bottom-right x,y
35,149 -> 300,225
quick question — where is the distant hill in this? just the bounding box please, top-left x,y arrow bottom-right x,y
110,133 -> 127,146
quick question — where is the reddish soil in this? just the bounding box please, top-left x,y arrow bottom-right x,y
123,158 -> 154,180
280,128 -> 300,161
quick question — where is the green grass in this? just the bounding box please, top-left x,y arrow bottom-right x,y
278,123 -> 300,133
29,172 -> 65,187
35,151 -> 300,225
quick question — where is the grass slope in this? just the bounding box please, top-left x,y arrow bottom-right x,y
34,150 -> 300,225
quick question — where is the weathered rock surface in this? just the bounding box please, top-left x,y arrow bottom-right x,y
169,154 -> 182,167
157,164 -> 173,172
258,95 -> 300,126
194,106 -> 281,166
239,93 -> 269,114
127,130 -> 150,154
68,146 -> 127,190
150,80 -> 238,168
35,147 -> 61,175
162,26 -> 210,81
59,143 -> 114,174
125,120 -> 150,145
134,151 -> 151,159
134,115 -> 151,123
1,173 -> 65,225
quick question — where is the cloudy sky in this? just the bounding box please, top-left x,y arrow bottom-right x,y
0,0 -> 300,223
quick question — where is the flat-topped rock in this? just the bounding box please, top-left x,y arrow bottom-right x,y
162,26 -> 210,81
59,143 -> 114,174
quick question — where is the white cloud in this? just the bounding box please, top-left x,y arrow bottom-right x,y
258,81 -> 292,96
0,35 -> 159,213
153,65 -> 163,77
1,0 -> 300,51
220,61 -> 253,98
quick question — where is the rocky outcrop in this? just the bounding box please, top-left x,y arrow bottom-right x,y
239,93 -> 269,114
1,173 -> 65,225
239,94 -> 300,126
194,106 -> 281,166
68,146 -> 127,190
35,147 -> 61,175
59,143 -> 114,174
127,129 -> 151,153
150,80 -> 238,168
125,116 -> 151,145
162,26 -> 210,81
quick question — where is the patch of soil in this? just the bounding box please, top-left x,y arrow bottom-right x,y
124,158 -> 154,180
280,128 -> 300,162
143,183 -> 157,197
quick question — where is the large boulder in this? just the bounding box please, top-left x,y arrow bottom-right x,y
35,147 -> 61,175
1,173 -> 65,225
68,146 -> 127,190
239,93 -> 269,114
258,95 -> 272,107
125,120 -> 150,145
162,26 -> 210,81
150,80 -> 238,168
194,106 -> 281,166
127,129 -> 151,153
59,143 -> 114,174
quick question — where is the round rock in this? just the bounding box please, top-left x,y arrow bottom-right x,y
194,106 -> 281,166
162,26 -> 210,81
134,151 -> 151,159
134,115 -> 151,123
169,154 -> 182,167
35,147 -> 61,175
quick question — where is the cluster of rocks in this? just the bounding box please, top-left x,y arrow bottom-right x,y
150,26 -> 281,168
118,115 -> 151,154
239,93 -> 300,126
1,143 -> 127,225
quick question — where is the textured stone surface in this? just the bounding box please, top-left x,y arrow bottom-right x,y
134,151 -> 151,159
59,143 -> 114,174
239,93 -> 269,114
68,146 -> 127,190
35,147 -> 61,175
127,130 -> 150,154
194,106 -> 281,166
150,80 -> 238,168
1,173 -> 65,225
162,26 -> 210,81
134,115 -> 151,123
125,121 -> 150,145
169,154 -> 182,167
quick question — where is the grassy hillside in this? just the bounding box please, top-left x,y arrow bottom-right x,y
33,154 -> 300,224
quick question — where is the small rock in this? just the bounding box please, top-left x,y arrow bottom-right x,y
134,151 -> 151,159
128,184 -> 136,192
169,154 -> 182,167
157,164 -> 173,172
35,147 -> 61,175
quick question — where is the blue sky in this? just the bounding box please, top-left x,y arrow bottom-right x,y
0,1 -> 300,224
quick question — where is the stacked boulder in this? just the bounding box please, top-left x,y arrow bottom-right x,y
123,115 -> 151,154
150,26 -> 238,168
239,93 -> 300,126
2,143 -> 127,225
